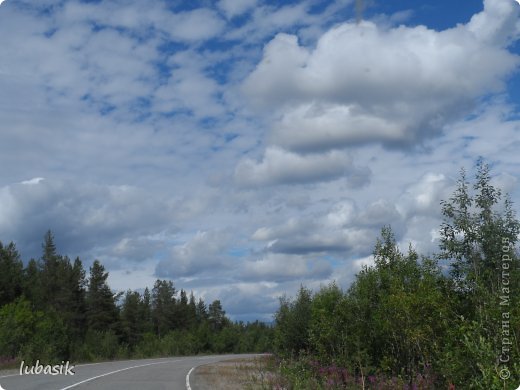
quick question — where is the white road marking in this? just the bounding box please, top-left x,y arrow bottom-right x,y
186,366 -> 195,390
58,359 -> 180,390
0,357 -> 172,379
0,374 -> 18,379
74,357 -> 171,368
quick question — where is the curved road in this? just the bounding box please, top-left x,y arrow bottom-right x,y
0,354 -> 258,390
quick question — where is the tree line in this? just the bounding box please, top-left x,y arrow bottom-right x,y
1,160 -> 518,389
0,233 -> 272,364
272,161 -> 520,389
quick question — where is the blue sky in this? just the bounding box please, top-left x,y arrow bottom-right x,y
0,0 -> 519,322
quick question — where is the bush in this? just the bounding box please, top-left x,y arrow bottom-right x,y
0,297 -> 68,364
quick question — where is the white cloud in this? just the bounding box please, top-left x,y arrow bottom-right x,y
251,199 -> 389,257
60,1 -> 224,43
155,231 -> 231,278
235,147 -> 371,187
357,199 -> 403,229
217,0 -> 257,19
225,3 -> 314,43
242,253 -> 332,282
0,178 -> 175,259
243,1 -> 520,151
252,216 -> 316,241
467,0 -> 520,45
20,177 -> 45,185
272,103 -> 407,152
352,254 -> 375,271
152,51 -> 225,118
397,173 -> 454,217
163,9 -> 225,42
110,236 -> 166,262
324,199 -> 357,227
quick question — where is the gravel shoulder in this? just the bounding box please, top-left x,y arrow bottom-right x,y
0,368 -> 19,378
189,355 -> 275,390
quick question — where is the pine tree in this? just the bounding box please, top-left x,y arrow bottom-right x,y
86,260 -> 119,332
196,298 -> 208,323
0,241 -> 24,307
208,300 -> 227,331
151,280 -> 176,337
140,287 -> 153,333
64,257 -> 87,339
23,258 -> 41,308
177,289 -> 191,330
121,290 -> 144,346
39,230 -> 62,309
188,292 -> 197,328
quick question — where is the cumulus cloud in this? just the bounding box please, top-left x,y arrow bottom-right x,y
357,199 -> 403,230
467,0 -> 520,45
397,172 -> 454,218
217,284 -> 278,322
241,253 -> 332,282
243,0 -> 520,151
265,234 -> 348,255
234,147 -> 371,187
152,50 -> 225,118
110,236 -> 166,263
272,103 -> 408,152
0,178 -> 175,259
155,231 -> 232,278
251,199 -> 393,257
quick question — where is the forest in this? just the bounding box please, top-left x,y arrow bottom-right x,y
0,161 -> 519,389
0,233 -> 272,365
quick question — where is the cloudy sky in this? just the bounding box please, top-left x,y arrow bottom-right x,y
1,0 -> 519,321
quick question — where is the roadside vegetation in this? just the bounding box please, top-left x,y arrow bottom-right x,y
0,234 -> 272,366
269,161 -> 520,389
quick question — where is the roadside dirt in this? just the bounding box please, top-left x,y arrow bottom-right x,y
189,355 -> 276,390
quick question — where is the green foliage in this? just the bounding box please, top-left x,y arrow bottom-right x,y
151,279 -> 177,337
0,298 -> 36,359
133,332 -> 162,358
0,297 -> 68,363
74,329 -> 121,361
21,310 -> 69,364
121,290 -> 145,346
86,260 -> 120,333
236,320 -> 273,353
273,161 -> 520,389
439,160 -> 520,316
274,286 -> 312,357
0,242 -> 24,307
23,259 -> 41,307
0,231 -> 273,367
309,282 -> 347,363
208,299 -> 227,331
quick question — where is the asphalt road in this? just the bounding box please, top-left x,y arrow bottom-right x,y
0,354 -> 258,390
